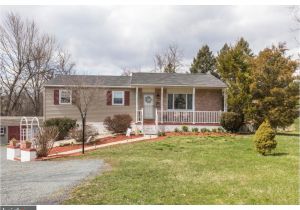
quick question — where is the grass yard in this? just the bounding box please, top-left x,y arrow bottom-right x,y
63,133 -> 299,204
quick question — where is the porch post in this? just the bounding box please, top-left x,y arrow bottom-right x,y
223,89 -> 228,112
136,87 -> 138,122
161,87 -> 163,123
193,87 -> 195,124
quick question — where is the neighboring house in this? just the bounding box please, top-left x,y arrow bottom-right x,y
43,73 -> 227,134
0,116 -> 43,145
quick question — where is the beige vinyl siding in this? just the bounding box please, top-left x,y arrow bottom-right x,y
45,87 -> 136,122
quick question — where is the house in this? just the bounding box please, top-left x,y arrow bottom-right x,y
43,72 -> 227,134
0,116 -> 43,145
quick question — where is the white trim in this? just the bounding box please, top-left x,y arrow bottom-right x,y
193,87 -> 195,124
59,89 -> 72,105
112,91 -> 124,105
44,84 -> 226,89
136,87 -> 138,122
161,87 -> 163,123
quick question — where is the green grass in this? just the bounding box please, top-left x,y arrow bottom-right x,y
63,132 -> 299,205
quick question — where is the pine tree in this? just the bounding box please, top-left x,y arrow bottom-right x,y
216,38 -> 253,119
246,44 -> 299,129
254,120 -> 277,155
190,45 -> 216,75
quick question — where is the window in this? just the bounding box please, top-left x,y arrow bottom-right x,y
59,90 -> 72,104
167,94 -> 193,110
0,126 -> 5,135
112,91 -> 124,105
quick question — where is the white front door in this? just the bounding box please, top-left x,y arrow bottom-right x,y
144,94 -> 154,119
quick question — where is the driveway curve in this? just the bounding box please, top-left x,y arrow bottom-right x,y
0,147 -> 105,205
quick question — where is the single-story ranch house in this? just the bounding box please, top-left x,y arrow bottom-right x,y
43,72 -> 227,134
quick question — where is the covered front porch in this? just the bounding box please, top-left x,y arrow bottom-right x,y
134,86 -> 227,125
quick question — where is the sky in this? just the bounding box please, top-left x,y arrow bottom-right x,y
0,5 -> 299,75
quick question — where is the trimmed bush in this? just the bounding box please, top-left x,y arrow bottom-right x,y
181,126 -> 189,132
44,117 -> 76,140
220,112 -> 243,133
191,127 -> 199,132
212,128 -> 217,133
69,125 -> 98,142
200,128 -> 210,133
254,120 -> 277,155
174,128 -> 180,132
158,131 -> 166,136
217,127 -> 225,133
104,114 -> 133,134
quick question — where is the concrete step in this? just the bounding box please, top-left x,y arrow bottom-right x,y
143,125 -> 158,135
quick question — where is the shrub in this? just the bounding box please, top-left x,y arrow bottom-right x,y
34,126 -> 59,157
69,125 -> 98,142
44,117 -> 76,140
104,114 -> 133,134
174,128 -> 180,132
254,120 -> 277,155
182,126 -> 189,132
191,127 -> 199,132
217,127 -> 225,133
220,112 -> 243,133
212,128 -> 217,133
200,128 -> 210,133
158,131 -> 166,136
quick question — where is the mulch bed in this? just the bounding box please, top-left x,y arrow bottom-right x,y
49,134 -> 143,155
40,132 -> 234,160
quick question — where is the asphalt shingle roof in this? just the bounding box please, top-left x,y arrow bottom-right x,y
44,73 -> 227,88
44,75 -> 132,87
131,72 -> 227,88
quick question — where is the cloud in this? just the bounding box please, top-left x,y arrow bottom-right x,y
0,5 -> 298,75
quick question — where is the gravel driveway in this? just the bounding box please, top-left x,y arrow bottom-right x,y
0,147 -> 105,205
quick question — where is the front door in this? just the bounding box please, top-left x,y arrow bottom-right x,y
144,94 -> 154,119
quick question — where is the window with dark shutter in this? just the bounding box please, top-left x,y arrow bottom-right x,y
124,91 -> 130,106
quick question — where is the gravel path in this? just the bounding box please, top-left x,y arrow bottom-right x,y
0,147 -> 105,205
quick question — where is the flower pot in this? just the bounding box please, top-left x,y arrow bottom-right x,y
9,138 -> 18,147
21,141 -> 32,149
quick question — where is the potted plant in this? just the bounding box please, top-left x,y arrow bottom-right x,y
9,138 -> 18,147
21,140 -> 32,149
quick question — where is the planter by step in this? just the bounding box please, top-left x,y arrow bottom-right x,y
21,148 -> 37,162
7,145 -> 21,161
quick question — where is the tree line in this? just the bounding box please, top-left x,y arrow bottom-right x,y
0,13 -> 75,116
153,39 -> 299,129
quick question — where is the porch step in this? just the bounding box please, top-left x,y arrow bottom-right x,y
143,125 -> 158,135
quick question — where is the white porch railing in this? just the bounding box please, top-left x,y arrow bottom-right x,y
157,110 -> 222,124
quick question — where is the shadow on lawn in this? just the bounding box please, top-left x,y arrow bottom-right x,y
276,133 -> 300,137
270,152 -> 289,156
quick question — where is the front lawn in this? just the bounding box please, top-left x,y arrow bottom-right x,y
64,133 -> 299,204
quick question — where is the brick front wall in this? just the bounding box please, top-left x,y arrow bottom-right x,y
195,89 -> 223,111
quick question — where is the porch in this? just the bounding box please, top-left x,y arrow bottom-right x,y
134,86 -> 227,125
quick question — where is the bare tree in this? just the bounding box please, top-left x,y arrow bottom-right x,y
0,12 -> 75,116
120,66 -> 141,76
0,13 -> 36,115
154,44 -> 183,73
66,75 -> 99,154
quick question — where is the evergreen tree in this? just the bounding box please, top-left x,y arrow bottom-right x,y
190,45 -> 216,75
246,44 -> 299,129
216,38 -> 253,119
